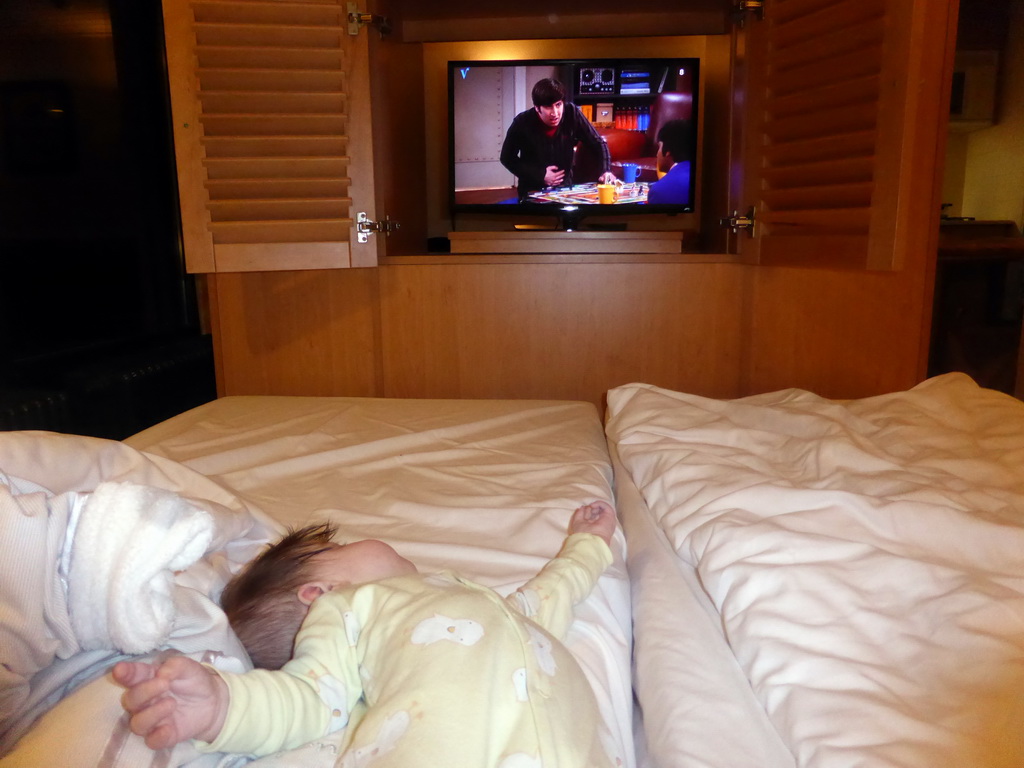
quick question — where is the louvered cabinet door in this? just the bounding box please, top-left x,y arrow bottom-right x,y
738,0 -> 957,269
163,0 -> 379,273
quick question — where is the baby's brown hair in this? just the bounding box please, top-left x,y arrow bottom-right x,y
221,522 -> 337,670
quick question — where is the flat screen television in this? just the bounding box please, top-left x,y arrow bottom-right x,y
448,57 -> 699,231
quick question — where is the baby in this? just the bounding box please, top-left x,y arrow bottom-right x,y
114,501 -> 619,767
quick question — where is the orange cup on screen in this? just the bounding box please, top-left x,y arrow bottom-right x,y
597,184 -> 616,204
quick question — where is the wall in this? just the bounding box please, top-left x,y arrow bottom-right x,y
0,0 -> 215,436
0,0 -> 199,360
0,0 -> 119,240
209,260 -> 746,409
205,6 -> 956,411
379,262 -> 744,403
960,0 -> 1024,229
942,132 -> 968,215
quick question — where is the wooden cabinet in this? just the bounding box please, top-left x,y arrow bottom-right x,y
162,0 -> 958,271
160,0 -> 962,407
738,0 -> 957,270
162,0 -> 380,272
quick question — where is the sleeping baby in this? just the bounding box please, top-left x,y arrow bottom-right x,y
113,501 -> 619,767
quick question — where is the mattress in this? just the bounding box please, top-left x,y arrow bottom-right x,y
1,395 -> 632,768
606,372 -> 1024,768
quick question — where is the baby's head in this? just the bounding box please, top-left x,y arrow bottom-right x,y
221,522 -> 417,669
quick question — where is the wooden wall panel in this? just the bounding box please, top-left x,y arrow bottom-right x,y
743,266 -> 931,398
378,262 -> 745,407
204,257 -> 946,408
209,269 -> 382,396
742,0 -> 956,399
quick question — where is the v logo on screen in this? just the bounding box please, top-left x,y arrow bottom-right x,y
460,68 -> 470,79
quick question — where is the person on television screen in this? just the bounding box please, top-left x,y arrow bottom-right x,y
500,77 -> 615,198
647,119 -> 692,206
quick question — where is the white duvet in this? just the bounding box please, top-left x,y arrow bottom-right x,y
3,396 -> 631,768
607,373 -> 1024,768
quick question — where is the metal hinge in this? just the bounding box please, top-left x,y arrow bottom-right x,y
356,212 -> 399,243
720,207 -> 756,236
346,3 -> 391,36
731,0 -> 765,26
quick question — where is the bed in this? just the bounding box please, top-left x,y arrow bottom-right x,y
1,395 -> 633,768
605,372 -> 1024,768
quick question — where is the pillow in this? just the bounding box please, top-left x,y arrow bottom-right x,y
0,431 -> 277,763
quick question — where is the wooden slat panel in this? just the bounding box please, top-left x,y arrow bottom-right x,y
770,0 -> 835,23
767,47 -> 883,98
762,182 -> 874,212
210,218 -> 352,242
763,156 -> 874,189
762,206 -> 872,234
206,177 -> 348,198
343,5 -> 378,268
203,135 -> 347,157
212,242 -> 352,272
771,17 -> 884,71
203,156 -> 348,178
194,23 -> 342,47
764,129 -> 876,167
772,0 -> 884,46
197,45 -> 343,69
739,0 -> 890,266
770,74 -> 879,119
163,0 -> 216,272
201,113 -> 346,135
192,0 -> 343,26
743,0 -> 957,278
197,68 -> 344,91
766,102 -> 878,143
208,198 -> 349,219
162,0 -> 373,273
198,92 -> 345,113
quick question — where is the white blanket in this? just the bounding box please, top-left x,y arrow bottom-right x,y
69,482 -> 215,654
126,395 -> 632,768
607,373 -> 1024,768
1,479 -> 218,712
0,431 -> 274,761
3,396 -> 631,768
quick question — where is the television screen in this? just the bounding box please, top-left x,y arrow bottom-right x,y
448,57 -> 699,229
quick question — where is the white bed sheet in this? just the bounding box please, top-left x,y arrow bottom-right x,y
4,395 -> 633,768
128,395 -> 634,767
606,373 -> 1024,768
610,444 -> 795,768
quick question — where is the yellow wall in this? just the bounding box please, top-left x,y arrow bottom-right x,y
960,1 -> 1024,229
942,133 -> 968,216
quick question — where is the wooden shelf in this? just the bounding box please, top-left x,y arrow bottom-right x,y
381,251 -> 739,266
448,229 -> 689,255
390,0 -> 728,42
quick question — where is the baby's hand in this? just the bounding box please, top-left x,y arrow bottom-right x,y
569,500 -> 616,545
113,655 -> 228,750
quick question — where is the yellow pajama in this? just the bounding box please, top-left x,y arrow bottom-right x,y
205,533 -> 615,768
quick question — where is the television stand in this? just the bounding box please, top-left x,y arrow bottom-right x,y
508,211 -> 585,232
448,230 -> 685,254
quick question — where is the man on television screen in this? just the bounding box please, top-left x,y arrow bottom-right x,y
500,77 -> 615,198
646,119 -> 692,206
